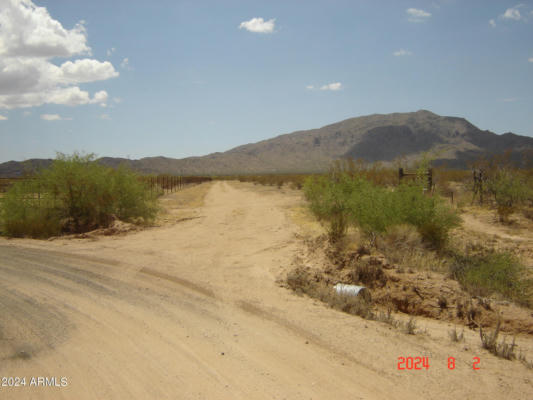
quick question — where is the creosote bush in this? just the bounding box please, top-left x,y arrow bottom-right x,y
303,170 -> 460,248
0,153 -> 158,238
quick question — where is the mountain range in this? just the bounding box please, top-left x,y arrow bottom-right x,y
2,110 -> 533,177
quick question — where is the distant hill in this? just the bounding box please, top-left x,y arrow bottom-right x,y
2,110 -> 533,177
0,159 -> 54,177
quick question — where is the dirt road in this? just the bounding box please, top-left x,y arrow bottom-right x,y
1,182 -> 532,399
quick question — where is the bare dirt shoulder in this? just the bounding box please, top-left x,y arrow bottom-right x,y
455,206 -> 533,268
1,181 -> 532,399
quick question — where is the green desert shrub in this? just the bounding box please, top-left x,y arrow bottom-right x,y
0,180 -> 62,238
303,174 -> 353,242
393,183 -> 461,248
345,179 -> 402,245
0,153 -> 158,238
304,171 -> 460,248
450,250 -> 531,306
486,168 -> 532,222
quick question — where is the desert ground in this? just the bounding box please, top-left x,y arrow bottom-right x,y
1,181 -> 532,399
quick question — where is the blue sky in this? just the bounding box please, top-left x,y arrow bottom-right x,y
1,0 -> 533,162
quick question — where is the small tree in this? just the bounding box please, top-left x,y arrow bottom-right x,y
486,167 -> 531,223
304,174 -> 352,242
346,178 -> 400,247
1,152 -> 158,238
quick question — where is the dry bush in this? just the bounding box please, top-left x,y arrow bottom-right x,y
456,298 -> 482,327
328,293 -> 375,319
233,174 -> 310,189
479,320 -> 518,360
379,224 -> 448,272
349,261 -> 386,288
381,224 -> 423,249
376,308 -> 400,328
286,267 -> 316,295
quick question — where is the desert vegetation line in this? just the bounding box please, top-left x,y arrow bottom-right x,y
0,153 -> 212,238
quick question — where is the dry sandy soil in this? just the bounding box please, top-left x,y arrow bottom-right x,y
1,181 -> 532,400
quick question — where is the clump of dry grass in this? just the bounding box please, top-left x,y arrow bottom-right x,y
479,320 -> 518,360
376,307 -> 399,328
376,313 -> 418,335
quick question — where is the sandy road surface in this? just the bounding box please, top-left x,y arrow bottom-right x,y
1,181 -> 532,399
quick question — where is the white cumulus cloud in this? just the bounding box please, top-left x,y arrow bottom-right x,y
393,49 -> 413,56
0,115 -> 7,120
40,113 -> 71,121
306,85 -> 314,90
40,87 -> 108,107
489,19 -> 496,27
406,8 -> 431,22
0,1 -> 90,58
320,82 -> 342,91
106,47 -> 115,57
501,7 -> 522,20
60,59 -> 118,83
0,0 -> 118,109
529,57 -> 533,63
239,17 -> 276,33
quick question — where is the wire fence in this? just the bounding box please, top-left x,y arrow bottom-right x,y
0,175 -> 212,195
142,175 -> 212,195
